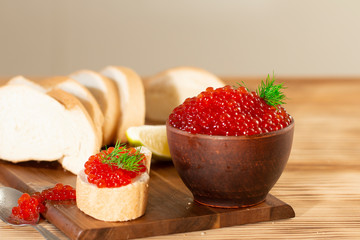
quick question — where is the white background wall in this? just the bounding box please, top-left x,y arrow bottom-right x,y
1,0 -> 360,77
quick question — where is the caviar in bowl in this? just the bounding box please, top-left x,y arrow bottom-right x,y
166,120 -> 294,208
166,77 -> 294,208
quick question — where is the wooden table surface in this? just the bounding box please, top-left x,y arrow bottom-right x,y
1,77 -> 360,239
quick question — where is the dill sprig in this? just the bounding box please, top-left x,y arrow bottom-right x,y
100,141 -> 144,171
256,74 -> 286,107
234,81 -> 249,91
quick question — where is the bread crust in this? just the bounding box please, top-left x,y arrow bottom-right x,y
76,147 -> 152,221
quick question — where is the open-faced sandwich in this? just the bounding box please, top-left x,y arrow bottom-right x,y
76,143 -> 152,221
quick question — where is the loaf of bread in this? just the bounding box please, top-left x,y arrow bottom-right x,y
76,147 -> 152,222
101,66 -> 145,142
144,66 -> 225,122
0,77 -> 101,174
69,70 -> 120,146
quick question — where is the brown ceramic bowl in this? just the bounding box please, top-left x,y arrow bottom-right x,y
166,120 -> 294,208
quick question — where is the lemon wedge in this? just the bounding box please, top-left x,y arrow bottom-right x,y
126,125 -> 171,160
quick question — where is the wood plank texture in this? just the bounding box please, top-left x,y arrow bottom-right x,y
1,77 -> 360,239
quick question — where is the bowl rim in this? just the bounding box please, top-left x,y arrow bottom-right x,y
166,118 -> 294,140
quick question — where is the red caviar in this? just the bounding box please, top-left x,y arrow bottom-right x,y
11,183 -> 76,223
168,85 -> 292,136
84,146 -> 146,188
11,193 -> 40,222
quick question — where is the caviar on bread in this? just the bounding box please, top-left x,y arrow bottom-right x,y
169,74 -> 292,136
76,143 -> 152,222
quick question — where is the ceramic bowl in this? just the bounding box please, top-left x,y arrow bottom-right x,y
166,120 -> 294,208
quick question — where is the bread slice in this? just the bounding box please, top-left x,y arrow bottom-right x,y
76,147 -> 152,222
69,70 -> 120,146
144,66 -> 225,122
0,81 -> 101,175
38,76 -> 104,147
101,66 -> 145,142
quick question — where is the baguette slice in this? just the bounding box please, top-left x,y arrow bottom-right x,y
69,70 -> 120,146
39,76 -> 104,148
101,66 -> 145,142
144,66 -> 225,122
0,81 -> 101,175
76,147 -> 152,222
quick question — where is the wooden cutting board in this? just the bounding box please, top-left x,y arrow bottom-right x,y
0,159 -> 295,240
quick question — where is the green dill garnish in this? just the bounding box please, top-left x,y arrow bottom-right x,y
100,141 -> 144,171
256,73 -> 286,107
234,81 -> 249,91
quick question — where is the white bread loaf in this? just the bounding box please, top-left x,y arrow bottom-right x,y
69,70 -> 120,146
101,66 -> 145,142
0,80 -> 101,174
76,147 -> 152,222
144,66 -> 225,122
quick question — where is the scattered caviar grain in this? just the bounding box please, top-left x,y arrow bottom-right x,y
168,85 -> 292,136
11,183 -> 76,223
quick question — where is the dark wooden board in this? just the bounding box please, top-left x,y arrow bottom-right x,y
0,159 -> 295,240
